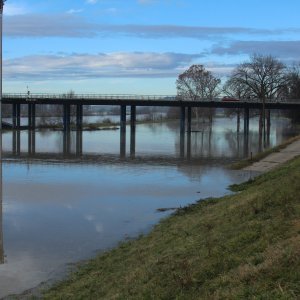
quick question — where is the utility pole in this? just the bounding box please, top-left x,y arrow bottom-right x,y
0,0 -> 5,266
0,0 -> 5,131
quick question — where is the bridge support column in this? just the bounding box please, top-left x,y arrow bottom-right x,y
63,130 -> 71,155
266,109 -> 271,146
13,103 -> 21,129
12,130 -> 21,155
180,106 -> 186,134
243,107 -> 250,157
63,104 -> 71,131
76,130 -> 83,156
187,131 -> 191,160
28,103 -> 36,129
130,105 -> 136,157
243,107 -> 249,135
179,107 -> 186,159
76,104 -> 83,130
187,107 -> 192,133
120,105 -> 126,157
28,130 -> 36,155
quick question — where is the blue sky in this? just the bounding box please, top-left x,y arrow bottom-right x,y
3,0 -> 300,94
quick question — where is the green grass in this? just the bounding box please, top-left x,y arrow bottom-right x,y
231,135 -> 300,170
43,157 -> 300,299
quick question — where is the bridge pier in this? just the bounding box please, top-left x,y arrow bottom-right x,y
76,104 -> 83,130
186,131 -> 192,160
63,104 -> 71,131
63,130 -> 71,155
120,105 -> 126,157
243,107 -> 249,135
28,103 -> 36,129
180,106 -> 186,134
130,105 -> 136,157
187,107 -> 192,133
76,130 -> 83,155
12,103 -> 21,129
28,130 -> 36,155
12,130 -> 21,155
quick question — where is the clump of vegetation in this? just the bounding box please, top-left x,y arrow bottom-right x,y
43,156 -> 300,299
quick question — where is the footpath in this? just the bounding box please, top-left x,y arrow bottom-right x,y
243,138 -> 300,172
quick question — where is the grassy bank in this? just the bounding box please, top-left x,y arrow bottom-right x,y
43,157 -> 300,299
231,135 -> 300,170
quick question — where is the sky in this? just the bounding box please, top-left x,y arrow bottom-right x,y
2,0 -> 300,94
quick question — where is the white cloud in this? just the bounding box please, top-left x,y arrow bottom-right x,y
5,14 -> 299,39
3,52 -> 203,80
212,41 -> 300,61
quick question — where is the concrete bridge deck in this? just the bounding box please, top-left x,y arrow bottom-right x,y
2,93 -> 300,109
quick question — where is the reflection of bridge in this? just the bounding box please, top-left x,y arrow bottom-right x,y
5,125 -> 252,161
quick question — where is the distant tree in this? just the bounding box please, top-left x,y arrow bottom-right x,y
286,64 -> 300,100
229,54 -> 287,100
223,77 -> 253,100
176,65 -> 221,122
176,65 -> 221,101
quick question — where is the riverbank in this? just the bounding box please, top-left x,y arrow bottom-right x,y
231,135 -> 300,170
41,154 -> 300,299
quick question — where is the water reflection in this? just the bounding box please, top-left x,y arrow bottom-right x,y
0,115 -> 299,298
2,116 -> 298,163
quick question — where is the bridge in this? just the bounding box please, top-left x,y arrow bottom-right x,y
2,93 -> 300,131
2,93 -> 300,155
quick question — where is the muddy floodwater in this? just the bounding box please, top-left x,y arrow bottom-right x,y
0,115 -> 299,298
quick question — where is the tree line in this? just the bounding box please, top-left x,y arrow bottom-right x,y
176,54 -> 300,102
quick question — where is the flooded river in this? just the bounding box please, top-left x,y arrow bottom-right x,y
0,114 -> 299,298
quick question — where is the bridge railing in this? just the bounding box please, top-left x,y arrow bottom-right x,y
2,93 -> 178,101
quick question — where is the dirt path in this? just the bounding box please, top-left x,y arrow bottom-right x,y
243,139 -> 300,172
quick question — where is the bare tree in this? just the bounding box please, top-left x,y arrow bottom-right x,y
176,65 -> 220,123
228,54 -> 288,141
286,64 -> 300,100
176,64 -> 221,101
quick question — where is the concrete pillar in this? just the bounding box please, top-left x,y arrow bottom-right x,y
63,104 -> 71,131
28,130 -> 36,155
244,107 -> 249,134
12,103 -> 17,128
180,131 -> 185,159
130,106 -> 136,158
13,103 -> 21,129
14,130 -> 21,155
28,103 -> 36,129
12,130 -> 16,154
120,105 -> 127,132
187,131 -> 191,160
120,105 -> 127,158
31,104 -> 36,129
16,104 -> 21,129
76,104 -> 83,130
180,106 -> 186,134
76,130 -> 83,156
130,105 -> 136,131
63,130 -> 71,155
187,106 -> 192,133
